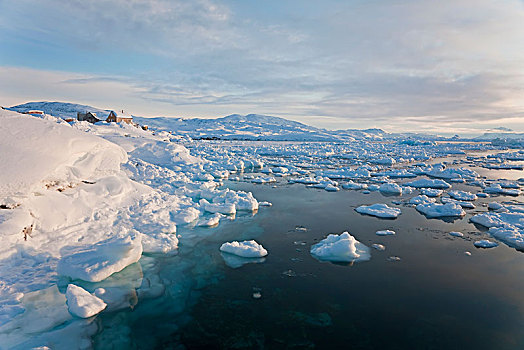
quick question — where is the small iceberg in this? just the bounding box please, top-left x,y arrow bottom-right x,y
376,229 -> 396,236
310,232 -> 371,263
356,203 -> 401,219
66,284 -> 107,318
474,240 -> 499,248
416,202 -> 466,218
219,240 -> 268,258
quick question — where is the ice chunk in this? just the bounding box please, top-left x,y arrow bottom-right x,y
406,179 -> 451,189
448,190 -> 477,201
376,229 -> 396,236
449,231 -> 464,237
474,240 -> 499,248
372,243 -> 386,251
416,202 -> 466,218
199,198 -> 236,215
310,232 -> 371,263
219,240 -> 268,258
421,188 -> 443,197
66,284 -> 107,318
57,234 -> 143,282
489,226 -> 524,250
355,204 -> 401,219
379,182 -> 402,195
341,181 -> 368,190
409,195 -> 435,205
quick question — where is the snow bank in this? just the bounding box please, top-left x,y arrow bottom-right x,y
66,284 -> 107,318
0,110 -> 127,199
355,204 -> 401,219
310,232 -> 371,263
219,240 -> 268,258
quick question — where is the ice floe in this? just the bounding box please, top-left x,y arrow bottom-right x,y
310,232 -> 371,263
219,240 -> 268,258
66,284 -> 107,318
356,204 -> 401,219
416,203 -> 466,218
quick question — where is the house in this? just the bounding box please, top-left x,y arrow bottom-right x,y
77,112 -> 100,123
106,110 -> 133,124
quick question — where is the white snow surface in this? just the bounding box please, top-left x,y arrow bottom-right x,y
310,232 -> 371,263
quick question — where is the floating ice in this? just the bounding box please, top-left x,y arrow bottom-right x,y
474,240 -> 498,248
449,231 -> 464,238
406,179 -> 451,189
409,195 -> 435,205
66,284 -> 107,318
57,234 -> 143,282
484,184 -> 521,196
448,190 -> 477,201
489,226 -> 524,250
310,232 -> 371,263
421,188 -> 444,197
379,182 -> 402,195
416,202 -> 466,218
356,204 -> 401,219
219,240 -> 268,258
372,243 -> 386,251
341,181 -> 368,190
376,230 -> 396,236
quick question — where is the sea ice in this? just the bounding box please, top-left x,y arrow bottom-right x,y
379,182 -> 402,195
448,190 -> 477,201
416,202 -> 466,218
66,284 -> 107,318
219,240 -> 268,258
310,232 -> 371,263
376,230 -> 396,236
421,188 -> 444,197
355,204 -> 401,219
409,195 -> 435,205
57,234 -> 143,282
474,240 -> 499,248
406,179 -> 451,189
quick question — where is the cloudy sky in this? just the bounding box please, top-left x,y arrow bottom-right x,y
1,0 -> 523,135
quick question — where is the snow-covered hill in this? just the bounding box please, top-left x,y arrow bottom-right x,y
8,101 -> 111,120
6,102 -> 375,141
133,114 -> 346,141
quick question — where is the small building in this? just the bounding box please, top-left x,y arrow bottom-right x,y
106,110 -> 133,124
77,112 -> 100,123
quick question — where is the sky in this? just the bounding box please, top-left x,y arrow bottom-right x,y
0,0 -> 523,135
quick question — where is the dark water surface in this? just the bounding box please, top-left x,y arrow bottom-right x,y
94,178 -> 524,350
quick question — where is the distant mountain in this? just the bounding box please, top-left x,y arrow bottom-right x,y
8,101 -> 111,120
475,132 -> 524,141
134,113 -> 345,141
8,101 -> 463,142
